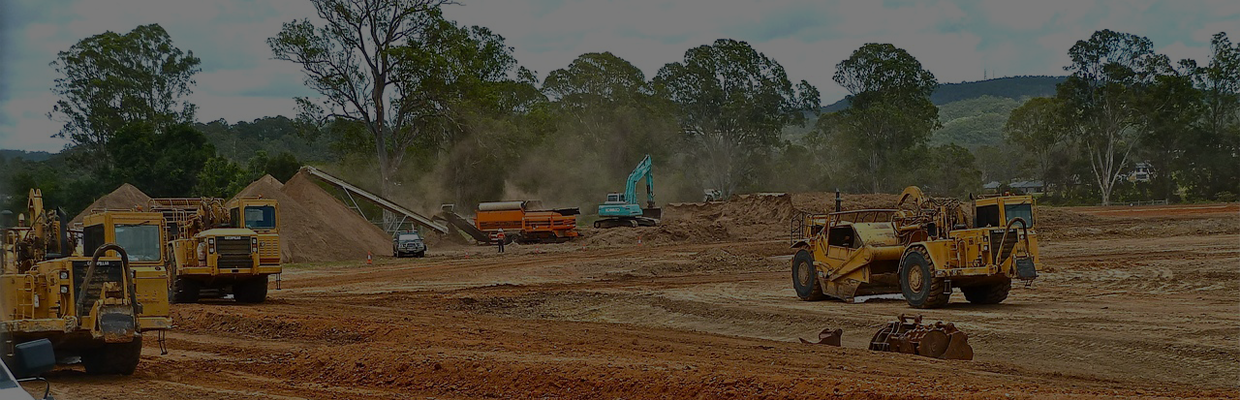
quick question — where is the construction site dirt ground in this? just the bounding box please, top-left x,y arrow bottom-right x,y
30,203 -> 1239,399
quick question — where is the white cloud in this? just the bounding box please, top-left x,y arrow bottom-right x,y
2,0 -> 1237,152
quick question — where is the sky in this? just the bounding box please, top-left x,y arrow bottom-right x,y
0,0 -> 1236,152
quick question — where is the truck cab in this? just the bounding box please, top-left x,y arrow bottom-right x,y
226,197 -> 280,268
392,231 -> 426,258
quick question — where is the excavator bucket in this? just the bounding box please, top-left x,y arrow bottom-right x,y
868,315 -> 974,360
799,328 -> 842,346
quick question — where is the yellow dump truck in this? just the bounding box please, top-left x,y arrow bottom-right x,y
790,187 -> 1039,308
2,190 -> 171,375
148,197 -> 280,303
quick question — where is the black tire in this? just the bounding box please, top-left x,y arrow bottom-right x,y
900,248 -> 950,309
82,337 -> 142,375
415,251 -> 425,258
233,275 -> 269,304
791,249 -> 825,301
172,277 -> 200,304
962,278 -> 1012,304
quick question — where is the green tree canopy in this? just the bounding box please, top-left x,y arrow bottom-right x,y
1005,97 -> 1069,186
1058,29 -> 1169,205
829,43 -> 940,193
48,23 -> 201,170
269,0 -> 452,197
653,38 -> 819,195
106,122 -> 215,197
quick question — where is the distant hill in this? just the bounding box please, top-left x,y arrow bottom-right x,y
0,149 -> 54,162
821,75 -> 1065,112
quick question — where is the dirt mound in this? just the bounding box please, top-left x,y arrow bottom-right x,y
280,172 -> 392,262
583,193 -> 792,246
582,192 -> 913,246
791,192 -> 902,213
236,174 -> 284,196
71,183 -> 151,226
229,173 -> 391,263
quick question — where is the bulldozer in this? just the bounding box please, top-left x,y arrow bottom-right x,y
789,187 -> 1039,308
145,197 -> 281,303
2,189 -> 171,375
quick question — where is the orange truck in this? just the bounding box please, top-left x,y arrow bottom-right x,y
438,201 -> 579,244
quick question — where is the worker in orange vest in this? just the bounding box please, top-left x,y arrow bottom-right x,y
496,228 -> 506,253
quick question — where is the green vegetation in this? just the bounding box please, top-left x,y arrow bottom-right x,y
3,4 -> 1236,218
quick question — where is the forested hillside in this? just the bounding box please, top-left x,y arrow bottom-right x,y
822,75 -> 1064,112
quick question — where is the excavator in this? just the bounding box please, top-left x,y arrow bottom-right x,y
595,155 -> 662,228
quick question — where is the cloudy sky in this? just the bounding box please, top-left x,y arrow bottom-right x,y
0,0 -> 1236,152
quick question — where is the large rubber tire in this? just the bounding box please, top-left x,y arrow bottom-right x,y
792,250 -> 826,301
415,251 -> 426,258
962,278 -> 1012,304
173,277 -> 200,304
900,248 -> 951,309
82,337 -> 142,375
233,275 -> 269,304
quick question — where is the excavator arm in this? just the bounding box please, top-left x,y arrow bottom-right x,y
623,155 -> 655,208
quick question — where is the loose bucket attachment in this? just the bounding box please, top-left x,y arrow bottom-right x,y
798,328 -> 843,346
868,314 -> 974,360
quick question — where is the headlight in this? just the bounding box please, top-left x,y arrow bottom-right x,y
59,271 -> 69,280
60,286 -> 69,294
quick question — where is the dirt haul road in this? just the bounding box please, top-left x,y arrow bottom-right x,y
33,204 -> 1238,399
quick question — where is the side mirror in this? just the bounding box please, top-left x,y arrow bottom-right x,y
12,339 -> 55,378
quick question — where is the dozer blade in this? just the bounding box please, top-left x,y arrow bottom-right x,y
915,330 -> 950,358
869,315 -> 974,360
97,305 -> 137,343
799,328 -> 842,346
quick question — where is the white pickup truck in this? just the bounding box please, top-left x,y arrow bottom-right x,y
1,339 -> 56,400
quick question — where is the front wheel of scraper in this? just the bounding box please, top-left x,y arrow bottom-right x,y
792,250 -> 825,301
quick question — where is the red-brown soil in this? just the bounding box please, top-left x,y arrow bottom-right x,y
35,199 -> 1240,399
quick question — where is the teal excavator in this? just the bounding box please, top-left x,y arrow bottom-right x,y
595,155 -> 662,228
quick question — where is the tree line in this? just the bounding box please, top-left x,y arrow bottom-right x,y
3,0 -> 1236,219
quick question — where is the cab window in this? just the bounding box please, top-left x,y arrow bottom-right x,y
244,206 -> 277,229
84,224 -> 105,255
827,226 -> 858,248
0,360 -> 17,389
114,224 -> 162,261
976,205 -> 1000,228
1004,203 -> 1034,227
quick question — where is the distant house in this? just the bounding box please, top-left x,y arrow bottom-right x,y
1123,162 -> 1153,183
1010,180 -> 1044,194
983,180 -> 1044,194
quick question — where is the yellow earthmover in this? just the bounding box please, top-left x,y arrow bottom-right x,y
146,197 -> 281,304
2,189 -> 171,375
790,187 -> 1040,308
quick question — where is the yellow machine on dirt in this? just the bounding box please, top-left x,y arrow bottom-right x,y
2,190 -> 171,375
147,197 -> 280,304
790,187 -> 1040,308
